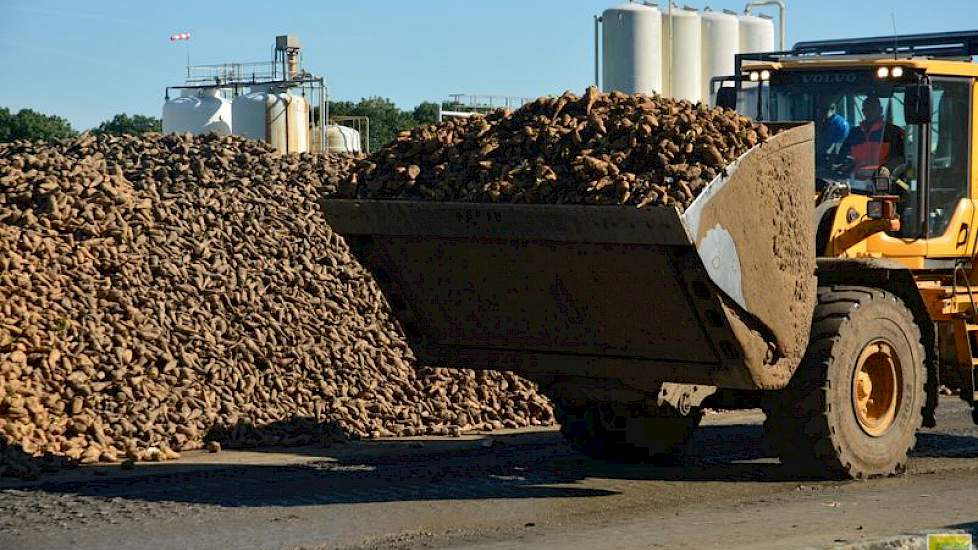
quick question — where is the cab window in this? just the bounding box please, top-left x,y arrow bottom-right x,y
927,79 -> 971,237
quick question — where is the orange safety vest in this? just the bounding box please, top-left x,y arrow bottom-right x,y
848,118 -> 903,169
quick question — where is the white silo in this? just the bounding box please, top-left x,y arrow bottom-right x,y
232,86 -> 310,153
162,88 -> 233,136
700,9 -> 740,105
662,6 -> 702,104
601,2 -> 663,95
326,125 -> 362,154
738,13 -> 775,54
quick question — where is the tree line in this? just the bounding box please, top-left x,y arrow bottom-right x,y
0,108 -> 161,142
1,97 -> 458,150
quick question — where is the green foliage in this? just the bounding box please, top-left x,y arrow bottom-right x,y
0,107 -> 9,142
0,97 -> 450,150
412,102 -> 440,126
316,97 -> 447,152
328,97 -> 417,152
0,107 -> 77,142
95,113 -> 162,135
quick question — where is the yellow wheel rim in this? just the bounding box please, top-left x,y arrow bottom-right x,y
852,340 -> 901,437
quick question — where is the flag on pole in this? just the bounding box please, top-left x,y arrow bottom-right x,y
169,32 -> 191,42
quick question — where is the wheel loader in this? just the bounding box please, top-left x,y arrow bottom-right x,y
323,30 -> 978,479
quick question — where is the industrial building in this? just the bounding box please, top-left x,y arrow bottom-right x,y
162,35 -> 364,154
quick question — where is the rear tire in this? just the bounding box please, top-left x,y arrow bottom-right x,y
765,286 -> 925,479
556,401 -> 701,462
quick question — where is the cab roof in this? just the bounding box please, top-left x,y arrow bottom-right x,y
738,30 -> 978,78
742,56 -> 978,78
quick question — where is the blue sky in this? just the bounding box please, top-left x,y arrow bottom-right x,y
0,0 -> 971,130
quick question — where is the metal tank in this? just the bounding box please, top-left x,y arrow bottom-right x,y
663,6 -> 702,103
232,86 -> 310,153
601,2 -> 663,95
738,13 -> 775,54
162,88 -> 232,135
700,9 -> 739,106
326,125 -> 362,154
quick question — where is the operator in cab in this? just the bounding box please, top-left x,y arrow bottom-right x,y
839,94 -> 907,174
817,99 -> 850,157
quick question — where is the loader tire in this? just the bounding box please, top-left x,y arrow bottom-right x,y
556,402 -> 701,462
764,286 -> 925,479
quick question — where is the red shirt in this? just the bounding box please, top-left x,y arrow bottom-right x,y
841,118 -> 906,169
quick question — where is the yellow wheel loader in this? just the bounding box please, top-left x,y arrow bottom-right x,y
324,31 -> 978,479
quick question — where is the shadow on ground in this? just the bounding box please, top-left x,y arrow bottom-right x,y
5,401 -> 978,509
944,521 -> 978,535
915,432 -> 978,459
0,416 -> 353,481
0,423 -> 823,509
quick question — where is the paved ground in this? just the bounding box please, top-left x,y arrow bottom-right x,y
3,398 -> 978,550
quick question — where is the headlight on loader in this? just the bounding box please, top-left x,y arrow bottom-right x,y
867,198 -> 898,220
867,200 -> 885,219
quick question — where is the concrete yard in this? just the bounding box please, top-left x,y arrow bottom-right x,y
3,399 -> 978,550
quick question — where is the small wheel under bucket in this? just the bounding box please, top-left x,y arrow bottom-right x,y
556,401 -> 701,463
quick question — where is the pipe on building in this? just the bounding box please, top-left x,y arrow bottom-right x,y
593,15 -> 601,88
287,50 -> 300,80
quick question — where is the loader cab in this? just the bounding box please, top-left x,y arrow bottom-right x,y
730,59 -> 976,265
768,68 -> 970,234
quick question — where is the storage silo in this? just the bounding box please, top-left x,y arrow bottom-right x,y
738,13 -> 775,54
162,88 -> 232,135
232,87 -> 310,153
700,9 -> 739,105
601,2 -> 663,95
326,125 -> 362,154
662,6 -> 702,103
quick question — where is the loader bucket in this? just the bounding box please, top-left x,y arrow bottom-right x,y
323,123 -> 816,391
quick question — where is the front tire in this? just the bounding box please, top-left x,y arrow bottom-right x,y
765,286 -> 925,479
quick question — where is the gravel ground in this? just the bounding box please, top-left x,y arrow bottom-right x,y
3,398 -> 978,550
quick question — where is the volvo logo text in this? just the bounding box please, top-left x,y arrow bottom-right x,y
801,73 -> 859,84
